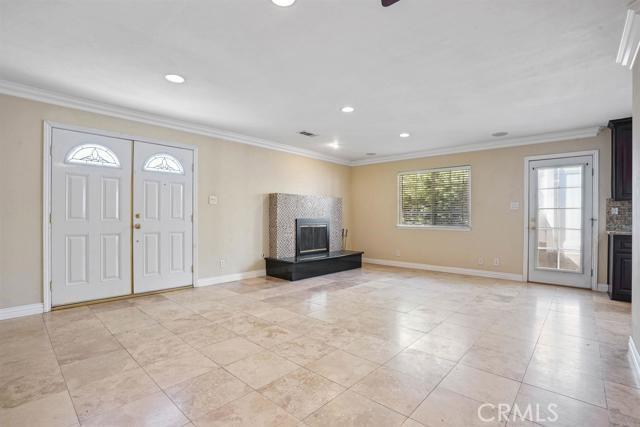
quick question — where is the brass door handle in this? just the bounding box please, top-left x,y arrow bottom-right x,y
134,224 -> 141,229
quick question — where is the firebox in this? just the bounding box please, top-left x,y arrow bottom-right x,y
295,218 -> 330,258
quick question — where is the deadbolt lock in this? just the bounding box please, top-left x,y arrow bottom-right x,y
134,224 -> 141,229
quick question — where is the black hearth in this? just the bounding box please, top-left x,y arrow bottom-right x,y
296,218 -> 329,258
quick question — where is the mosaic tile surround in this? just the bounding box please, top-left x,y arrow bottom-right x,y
269,193 -> 343,258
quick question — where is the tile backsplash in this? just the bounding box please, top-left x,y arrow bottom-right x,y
606,199 -> 632,232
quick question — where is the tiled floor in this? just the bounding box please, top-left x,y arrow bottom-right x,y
1,264 -> 638,426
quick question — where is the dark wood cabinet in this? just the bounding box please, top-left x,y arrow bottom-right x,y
608,234 -> 632,302
608,118 -> 633,201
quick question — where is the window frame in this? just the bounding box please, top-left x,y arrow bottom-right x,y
396,165 -> 472,231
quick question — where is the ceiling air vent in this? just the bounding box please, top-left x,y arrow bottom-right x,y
298,131 -> 317,137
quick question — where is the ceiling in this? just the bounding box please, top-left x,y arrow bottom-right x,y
0,0 -> 632,163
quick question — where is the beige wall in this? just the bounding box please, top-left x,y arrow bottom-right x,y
0,94 -> 352,309
350,133 -> 611,283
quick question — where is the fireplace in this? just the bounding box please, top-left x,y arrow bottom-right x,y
295,218 -> 329,258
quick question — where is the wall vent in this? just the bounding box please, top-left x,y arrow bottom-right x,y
298,131 -> 317,137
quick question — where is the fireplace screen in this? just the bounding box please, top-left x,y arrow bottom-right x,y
296,218 -> 330,257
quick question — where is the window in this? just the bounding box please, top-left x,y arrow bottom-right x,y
143,153 -> 184,174
398,166 -> 471,229
66,144 -> 120,168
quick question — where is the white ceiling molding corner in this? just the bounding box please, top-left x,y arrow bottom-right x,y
0,79 -> 351,166
350,126 -> 604,166
617,0 -> 640,68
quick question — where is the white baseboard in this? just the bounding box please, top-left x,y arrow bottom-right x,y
0,303 -> 44,321
363,258 -> 524,282
596,283 -> 609,292
629,337 -> 640,377
196,269 -> 266,287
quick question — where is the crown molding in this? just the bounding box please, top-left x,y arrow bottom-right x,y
0,79 -> 605,168
617,0 -> 640,68
0,79 -> 351,166
350,126 -> 604,166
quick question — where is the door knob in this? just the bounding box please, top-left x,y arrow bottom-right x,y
134,224 -> 141,229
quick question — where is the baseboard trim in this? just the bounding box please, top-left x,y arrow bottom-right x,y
0,303 -> 45,321
363,258 -> 524,282
596,283 -> 609,292
196,269 -> 266,287
629,337 -> 640,377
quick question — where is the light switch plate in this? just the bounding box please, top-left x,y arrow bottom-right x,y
510,201 -> 520,210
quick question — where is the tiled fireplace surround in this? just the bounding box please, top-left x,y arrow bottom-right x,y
268,193 -> 343,259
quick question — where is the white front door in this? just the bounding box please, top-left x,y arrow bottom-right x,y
527,155 -> 594,288
51,129 -> 132,306
133,141 -> 194,293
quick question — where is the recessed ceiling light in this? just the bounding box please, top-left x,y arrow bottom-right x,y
272,0 -> 296,6
399,132 -> 411,138
492,131 -> 509,137
341,106 -> 355,113
366,152 -> 377,156
329,141 -> 340,149
164,74 -> 185,84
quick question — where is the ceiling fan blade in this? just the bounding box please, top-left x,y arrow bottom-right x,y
381,0 -> 401,6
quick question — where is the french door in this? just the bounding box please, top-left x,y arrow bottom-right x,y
50,128 -> 194,306
527,155 -> 594,288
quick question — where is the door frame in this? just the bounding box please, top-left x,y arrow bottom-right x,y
43,121 -> 199,312
522,150 -> 599,290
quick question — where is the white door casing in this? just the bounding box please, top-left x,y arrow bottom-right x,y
51,128 -> 132,306
133,141 -> 194,293
527,155 -> 594,288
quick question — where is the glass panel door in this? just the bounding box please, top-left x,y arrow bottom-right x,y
528,156 -> 593,288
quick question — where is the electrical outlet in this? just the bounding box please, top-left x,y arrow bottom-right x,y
611,207 -> 619,215
478,256 -> 484,265
395,249 -> 401,257
208,195 -> 218,205
219,258 -> 226,269
493,257 -> 500,266
510,201 -> 520,210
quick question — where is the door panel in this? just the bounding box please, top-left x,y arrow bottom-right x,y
133,142 -> 193,292
51,128 -> 132,306
527,155 -> 594,288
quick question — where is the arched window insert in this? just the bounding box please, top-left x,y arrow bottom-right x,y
66,144 -> 121,168
143,153 -> 184,174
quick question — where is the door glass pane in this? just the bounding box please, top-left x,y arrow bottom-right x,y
535,165 -> 583,272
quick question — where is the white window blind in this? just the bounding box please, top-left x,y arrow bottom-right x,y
398,166 -> 471,228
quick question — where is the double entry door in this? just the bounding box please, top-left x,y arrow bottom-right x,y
527,155 -> 594,288
51,128 -> 194,306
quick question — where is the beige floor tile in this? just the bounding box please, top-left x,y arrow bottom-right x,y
194,391 -> 299,427
411,387 -> 503,427
272,335 -> 337,365
243,324 -> 301,348
137,300 -> 195,322
514,384 -> 609,427
409,333 -> 474,361
199,336 -> 263,366
306,350 -> 378,387
259,368 -> 344,419
385,348 -> 456,380
605,381 -> 640,426
352,367 -> 439,416
94,307 -> 158,334
69,367 -> 159,420
342,335 -> 404,364
160,313 -> 213,335
460,335 -> 534,381
402,419 -> 426,427
166,368 -> 252,419
440,364 -> 520,406
50,328 -> 123,365
254,307 -> 299,323
0,390 -> 79,427
60,349 -> 138,390
143,350 -> 217,389
178,324 -> 237,349
305,390 -> 405,426
216,314 -> 273,335
225,351 -> 299,389
81,391 -> 188,427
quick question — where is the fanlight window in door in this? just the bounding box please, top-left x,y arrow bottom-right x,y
66,144 -> 120,168
143,153 -> 184,174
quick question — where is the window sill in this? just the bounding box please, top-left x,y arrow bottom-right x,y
396,224 -> 472,232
